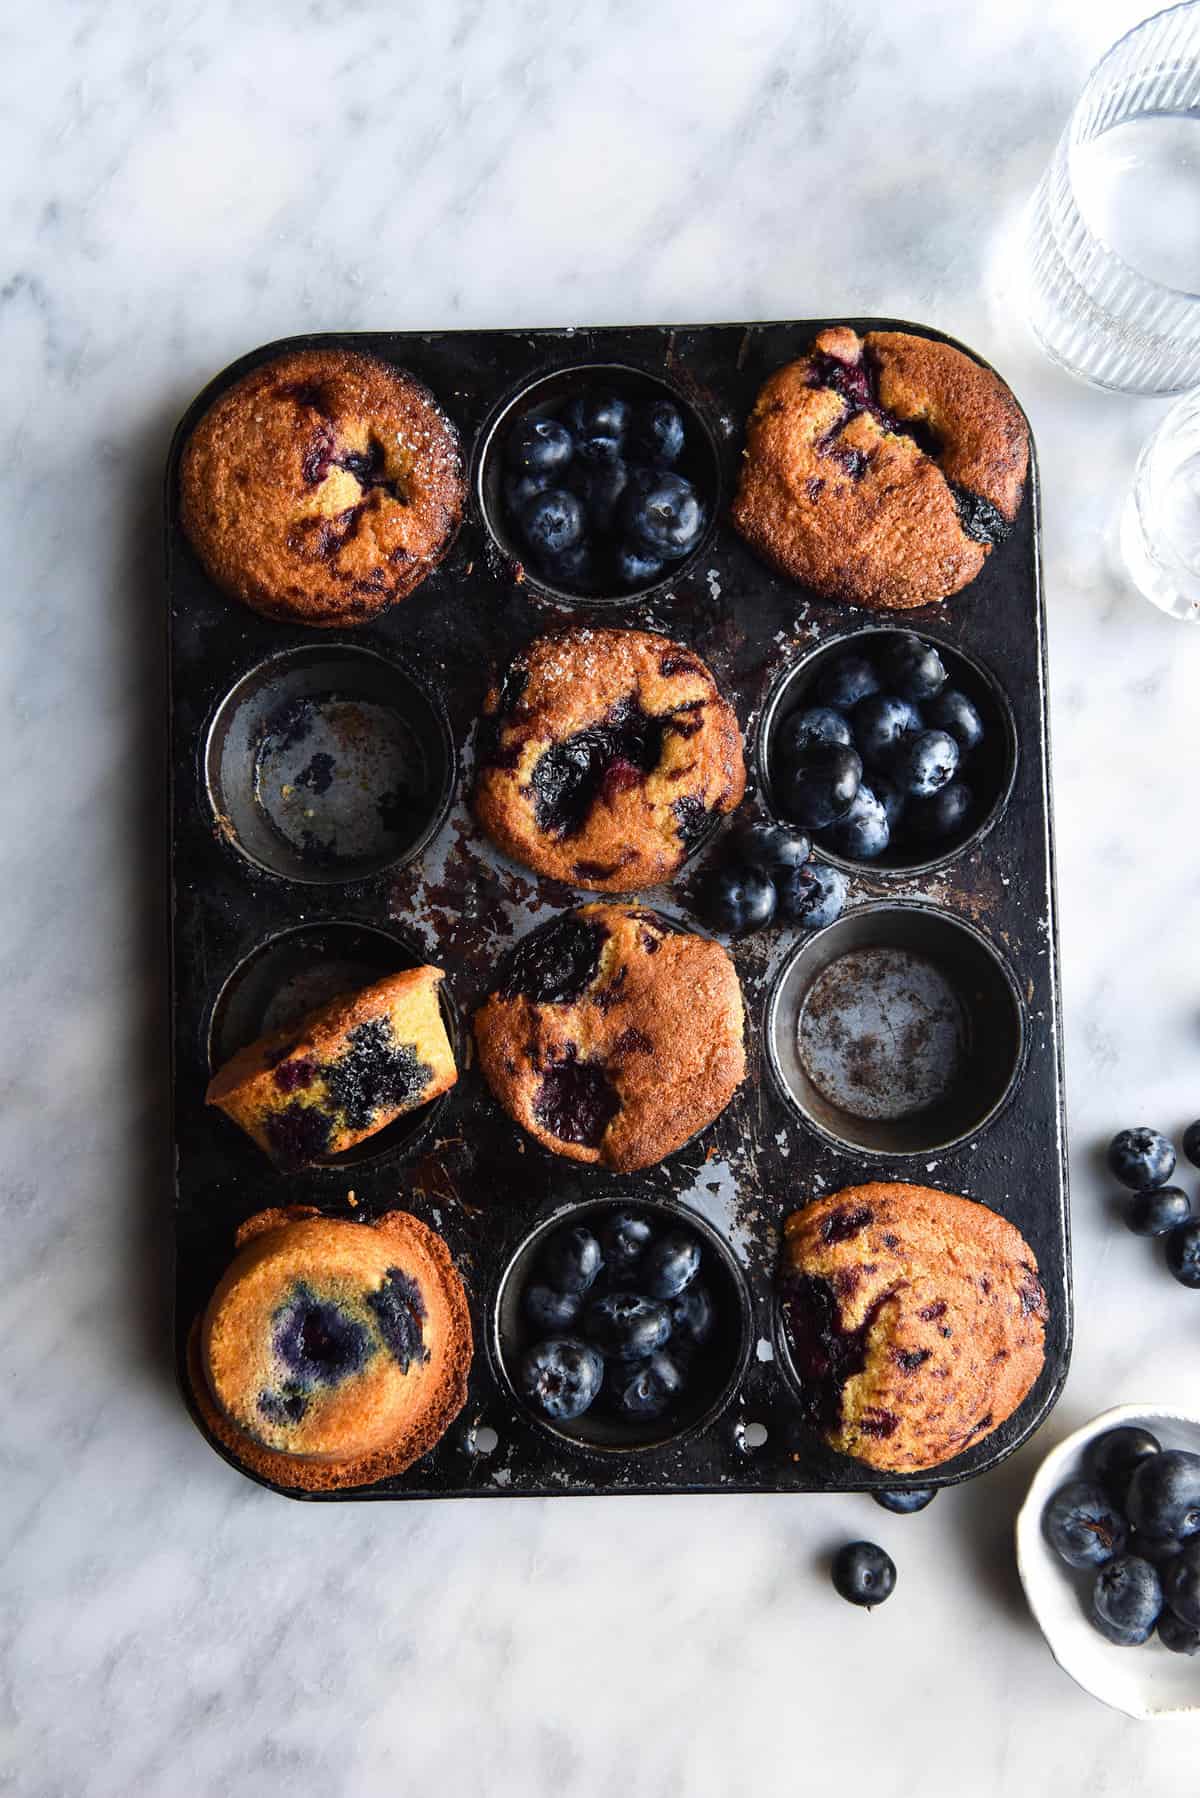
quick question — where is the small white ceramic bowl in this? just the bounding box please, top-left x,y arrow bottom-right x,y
1016,1403 -> 1200,1720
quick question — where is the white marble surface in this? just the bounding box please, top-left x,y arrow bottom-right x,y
4,1 -> 1200,1792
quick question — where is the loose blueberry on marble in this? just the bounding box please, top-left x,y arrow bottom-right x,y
775,860 -> 848,931
1126,1450 -> 1200,1541
507,414 -> 575,477
734,821 -> 812,879
598,1209 -> 654,1279
1183,1120 -> 1200,1168
632,398 -> 686,466
1162,1538 -> 1200,1627
642,1229 -> 702,1300
851,693 -> 922,766
1090,1554 -> 1162,1645
776,706 -> 854,763
1124,1187 -> 1191,1237
1107,1127 -> 1176,1191
779,743 -> 862,830
520,1337 -> 605,1421
831,1541 -> 896,1608
520,487 -> 585,561
1083,1426 -> 1162,1508
1166,1220 -> 1200,1288
670,1283 -> 715,1347
524,1282 -> 582,1333
1158,1607 -> 1200,1654
877,633 -> 947,703
891,728 -> 959,800
605,1350 -> 685,1419
621,470 -> 705,560
907,780 -> 973,843
823,783 -> 889,860
924,688 -> 984,755
700,863 -> 776,936
583,1291 -> 672,1361
873,1488 -> 936,1515
1043,1480 -> 1128,1568
813,654 -> 879,712
541,1225 -> 604,1296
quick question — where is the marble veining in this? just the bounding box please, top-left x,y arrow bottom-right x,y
2,2 -> 1198,1794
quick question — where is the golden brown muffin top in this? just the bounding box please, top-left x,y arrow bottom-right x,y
191,1207 -> 472,1492
473,903 -> 745,1171
472,627 -> 745,893
180,347 -> 464,625
731,326 -> 1029,611
780,1181 -> 1046,1473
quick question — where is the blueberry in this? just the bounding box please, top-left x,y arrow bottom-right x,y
564,392 -> 631,441
583,1291 -> 672,1361
606,1349 -> 685,1419
524,1283 -> 582,1332
831,1541 -> 896,1608
907,779 -> 973,843
520,1336 -> 604,1421
643,1228 -> 702,1299
1107,1127 -> 1176,1191
615,543 -> 665,586
1163,1539 -> 1200,1627
571,457 -> 628,532
1043,1480 -> 1128,1568
734,821 -> 812,879
778,743 -> 862,830
1126,1450 -> 1200,1541
1128,1529 -> 1184,1570
540,541 -> 596,590
1166,1220 -> 1200,1288
520,487 -> 585,560
507,414 -> 574,477
822,784 -> 889,860
775,860 -> 848,931
872,774 -> 906,834
1158,1607 -> 1200,1654
814,654 -> 879,712
1083,1426 -> 1162,1507
891,729 -> 959,799
1183,1120 -> 1200,1168
598,1209 -> 654,1278
1090,1555 -> 1162,1645
541,1225 -> 604,1296
504,469 -> 553,514
700,863 -> 776,936
1125,1187 -> 1191,1237
851,694 -> 923,766
925,688 -> 984,754
670,1283 -> 715,1347
621,471 -> 705,560
776,707 -> 854,765
574,431 -> 623,467
876,633 -> 947,703
632,398 -> 686,466
873,1487 -> 936,1514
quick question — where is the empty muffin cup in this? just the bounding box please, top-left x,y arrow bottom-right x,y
492,1196 -> 752,1454
473,362 -> 721,606
205,642 -> 455,884
757,628 -> 1017,875
766,901 -> 1025,1155
207,920 -> 460,1170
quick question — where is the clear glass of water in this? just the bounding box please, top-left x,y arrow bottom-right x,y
1022,1 -> 1200,393
1121,386 -> 1200,617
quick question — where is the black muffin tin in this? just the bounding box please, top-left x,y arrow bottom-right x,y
166,319 -> 1070,1501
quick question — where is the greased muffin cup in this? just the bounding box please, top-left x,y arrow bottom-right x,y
168,321 -> 1068,1500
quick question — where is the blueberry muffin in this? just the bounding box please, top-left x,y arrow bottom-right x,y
473,905 -> 745,1170
207,966 -> 456,1169
731,327 -> 1029,611
180,347 -> 464,625
189,1207 -> 472,1491
780,1182 -> 1047,1472
473,627 -> 745,892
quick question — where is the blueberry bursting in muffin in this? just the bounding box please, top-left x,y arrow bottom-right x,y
180,347 -> 464,625
206,967 -> 456,1170
731,327 -> 1030,611
189,1207 -> 472,1491
473,904 -> 746,1171
780,1182 -> 1047,1473
472,627 -> 746,892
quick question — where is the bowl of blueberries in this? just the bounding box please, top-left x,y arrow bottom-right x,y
758,627 -> 1017,874
1017,1404 -> 1200,1718
492,1196 -> 752,1452
474,363 -> 720,604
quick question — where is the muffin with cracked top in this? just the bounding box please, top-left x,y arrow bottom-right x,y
780,1181 -> 1047,1472
731,326 -> 1029,611
472,626 -> 745,893
180,346 -> 464,625
189,1207 -> 472,1491
473,904 -> 745,1171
